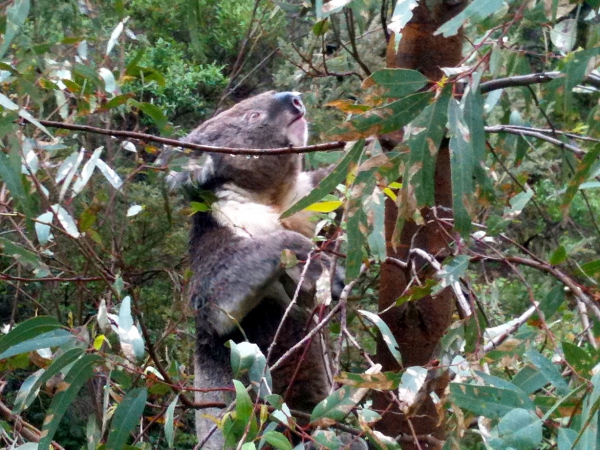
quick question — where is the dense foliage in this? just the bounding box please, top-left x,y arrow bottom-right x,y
0,0 -> 599,449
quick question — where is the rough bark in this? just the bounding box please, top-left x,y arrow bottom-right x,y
373,2 -> 468,449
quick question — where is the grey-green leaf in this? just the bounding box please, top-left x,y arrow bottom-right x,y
281,140 -> 364,218
367,69 -> 429,98
38,354 -> 102,449
106,387 -> 148,450
165,395 -> 179,448
358,310 -> 401,364
0,316 -> 61,356
0,329 -> 75,359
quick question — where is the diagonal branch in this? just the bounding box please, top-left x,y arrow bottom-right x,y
485,125 -> 585,157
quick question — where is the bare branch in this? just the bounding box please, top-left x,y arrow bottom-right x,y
485,125 -> 585,157
480,71 -> 600,93
482,303 -> 539,353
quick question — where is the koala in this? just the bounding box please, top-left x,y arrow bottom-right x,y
180,92 -> 343,449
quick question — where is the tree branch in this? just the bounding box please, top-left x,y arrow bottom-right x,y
485,125 -> 585,157
480,71 -> 600,93
35,119 -> 346,156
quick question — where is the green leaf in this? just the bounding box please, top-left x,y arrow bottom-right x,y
0,142 -> 33,218
129,100 -> 168,132
365,189 -> 386,261
358,310 -> 401,364
463,87 -> 493,198
0,329 -> 75,359
164,395 -> 179,448
281,140 -> 364,218
537,285 -> 565,320
435,0 -> 505,37
524,349 -> 569,396
0,237 -> 45,272
262,431 -> 293,450
495,408 -> 543,449
578,371 -> 600,448
328,92 -> 434,140
310,385 -> 365,424
12,348 -> 85,413
406,85 -> 451,206
73,63 -> 102,88
229,341 -> 272,398
436,255 -> 469,291
504,188 -> 533,217
223,380 -> 258,447
312,19 -> 330,36
450,383 -> 535,419
562,342 -> 596,378
448,99 -> 473,234
311,430 -> 344,449
557,428 -> 578,450
580,259 -> 600,277
38,354 -> 102,449
562,144 -> 600,214
304,200 -> 342,213
366,69 -> 429,98
0,316 -> 61,356
549,245 -> 567,265
0,0 -> 30,58
106,387 -> 148,450
511,366 -> 547,395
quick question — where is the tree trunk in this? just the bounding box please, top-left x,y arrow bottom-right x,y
373,2 -> 468,449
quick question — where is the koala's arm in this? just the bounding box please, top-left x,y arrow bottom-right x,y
194,230 -> 324,337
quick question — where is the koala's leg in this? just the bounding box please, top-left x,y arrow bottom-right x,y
194,325 -> 231,449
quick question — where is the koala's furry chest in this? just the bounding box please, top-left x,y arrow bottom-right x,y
211,183 -> 290,237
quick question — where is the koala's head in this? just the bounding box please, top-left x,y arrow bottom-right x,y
185,91 -> 308,149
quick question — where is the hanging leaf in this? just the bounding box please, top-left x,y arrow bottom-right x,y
406,85 -> 451,206
51,204 -> 81,238
358,310 -> 401,364
106,16 -> 130,56
58,149 -> 85,201
72,146 -> 103,195
96,158 -> 123,190
12,348 -> 85,413
448,99 -> 473,235
105,387 -> 148,450
38,354 -> 103,449
550,19 -> 577,53
164,395 -> 179,448
387,0 -> 419,35
0,139 -> 34,217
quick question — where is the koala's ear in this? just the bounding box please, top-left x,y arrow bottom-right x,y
244,110 -> 263,122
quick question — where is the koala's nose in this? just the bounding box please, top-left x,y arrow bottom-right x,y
274,92 -> 305,116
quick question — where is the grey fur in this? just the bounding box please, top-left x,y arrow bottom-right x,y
184,92 -> 342,448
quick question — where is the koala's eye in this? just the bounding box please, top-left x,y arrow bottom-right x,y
247,111 -> 261,121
